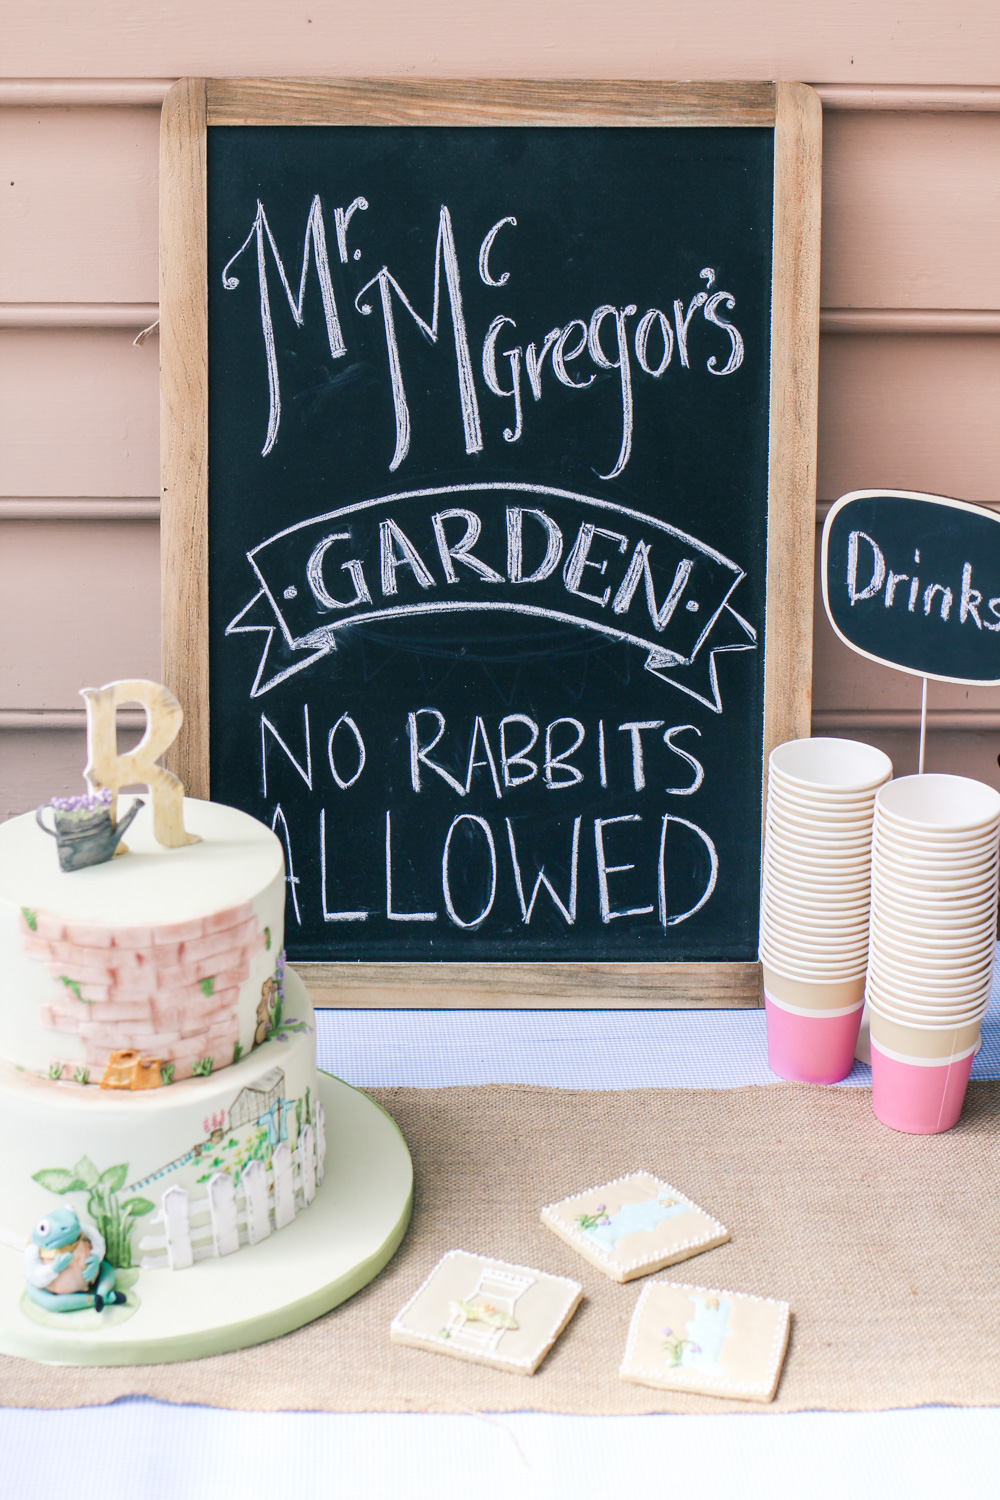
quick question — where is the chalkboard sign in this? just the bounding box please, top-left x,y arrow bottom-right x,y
159,80 -> 821,1007
822,490 -> 1000,685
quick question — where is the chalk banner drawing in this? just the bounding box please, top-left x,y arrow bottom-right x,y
207,125 -> 774,964
228,484 -> 756,710
822,490 -> 1000,685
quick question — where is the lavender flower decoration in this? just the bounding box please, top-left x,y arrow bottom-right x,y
266,948 -> 311,1042
49,788 -> 113,818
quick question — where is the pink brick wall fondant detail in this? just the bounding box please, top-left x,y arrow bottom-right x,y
20,900 -> 266,1077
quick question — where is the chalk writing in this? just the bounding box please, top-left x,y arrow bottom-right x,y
823,491 -> 1000,685
222,198 -> 744,475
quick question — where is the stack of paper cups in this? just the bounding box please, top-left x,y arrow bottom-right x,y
760,737 -> 892,1083
868,774 -> 1000,1134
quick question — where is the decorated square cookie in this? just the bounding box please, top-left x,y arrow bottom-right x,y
389,1251 -> 583,1376
541,1172 -> 730,1282
620,1280 -> 791,1403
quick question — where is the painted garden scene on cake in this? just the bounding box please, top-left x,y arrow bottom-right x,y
0,675 -> 411,1362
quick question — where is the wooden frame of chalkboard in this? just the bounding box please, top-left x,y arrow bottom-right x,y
160,79 -> 820,1009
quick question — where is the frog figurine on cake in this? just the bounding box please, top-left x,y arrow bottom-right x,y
24,1205 -> 126,1314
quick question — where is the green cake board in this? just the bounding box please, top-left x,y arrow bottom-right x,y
0,1069 -> 412,1366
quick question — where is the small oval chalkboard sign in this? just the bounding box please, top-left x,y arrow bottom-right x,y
821,489 -> 1000,685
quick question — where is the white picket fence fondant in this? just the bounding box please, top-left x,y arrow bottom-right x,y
137,1102 -> 326,1270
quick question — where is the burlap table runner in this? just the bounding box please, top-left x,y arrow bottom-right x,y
3,1080 -> 999,1412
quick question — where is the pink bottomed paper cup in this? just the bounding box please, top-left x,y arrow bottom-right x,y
868,1005 -> 980,1133
762,966 -> 866,1082
764,994 -> 864,1084
870,1045 -> 975,1134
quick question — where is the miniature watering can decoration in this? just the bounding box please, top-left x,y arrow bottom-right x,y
36,789 -> 145,873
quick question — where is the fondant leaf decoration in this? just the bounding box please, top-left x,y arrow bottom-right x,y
72,1156 -> 99,1188
122,1198 -> 154,1218
31,1169 -> 86,1194
99,1163 -> 128,1193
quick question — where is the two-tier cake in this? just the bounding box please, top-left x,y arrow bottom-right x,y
0,696 -> 411,1364
0,797 -> 325,1274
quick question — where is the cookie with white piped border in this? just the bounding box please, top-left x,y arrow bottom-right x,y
620,1280 -> 791,1403
540,1171 -> 730,1282
389,1250 -> 583,1376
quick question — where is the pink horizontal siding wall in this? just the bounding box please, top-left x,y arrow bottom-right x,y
2,2 -> 1000,815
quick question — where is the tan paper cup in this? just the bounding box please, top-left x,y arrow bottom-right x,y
870,935 -> 997,970
773,786 -> 869,822
868,963 -> 992,997
762,941 -> 870,973
765,873 -> 871,904
875,841 -> 998,872
762,918 -> 870,948
875,924 -> 997,952
870,917 -> 996,951
762,963 -> 867,1010
767,876 -> 869,912
871,887 -> 998,918
766,870 -> 870,902
768,803 -> 874,834
767,823 -> 874,853
866,989 -> 990,1026
872,867 -> 998,898
868,935 -> 995,968
769,806 -> 873,835
770,737 -> 892,794
865,971 -> 988,1011
870,907 -> 997,941
873,837 -> 997,872
866,964 -> 993,1002
767,855 -> 872,882
762,936 -> 870,969
875,806 -> 999,840
762,920 -> 869,952
874,812 -> 997,843
770,775 -> 876,807
868,981 -> 993,1014
876,773 -> 1000,833
762,895 -> 870,926
763,874 -> 870,907
767,830 -> 874,860
863,996 -> 989,1032
868,940 -> 995,976
868,1005 -> 983,1061
766,881 -> 871,910
870,905 -> 997,941
878,782 -> 1000,815
765,868 -> 871,898
758,943 -> 867,982
876,865 -> 997,893
765,843 -> 873,875
877,810 -> 1000,844
773,834 -> 869,870
874,839 -> 999,871
763,893 -> 869,926
770,795 -> 877,826
866,964 -> 993,1003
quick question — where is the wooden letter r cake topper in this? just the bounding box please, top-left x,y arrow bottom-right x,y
81,679 -> 200,848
